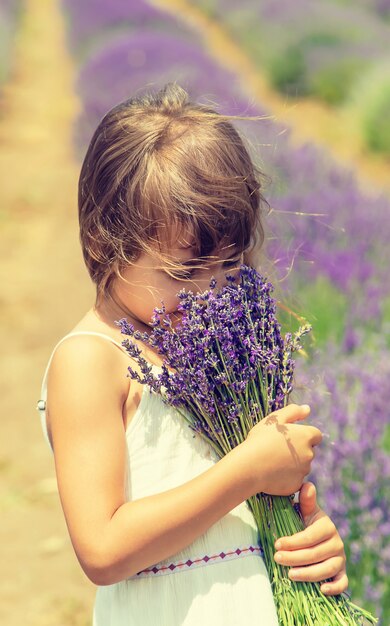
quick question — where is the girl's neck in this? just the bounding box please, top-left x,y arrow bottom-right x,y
92,291 -> 151,335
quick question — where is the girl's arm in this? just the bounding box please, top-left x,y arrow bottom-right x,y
47,336 -> 321,586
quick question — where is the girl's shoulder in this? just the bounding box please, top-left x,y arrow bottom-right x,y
48,322 -> 131,394
46,308 -> 132,401
44,321 -> 134,447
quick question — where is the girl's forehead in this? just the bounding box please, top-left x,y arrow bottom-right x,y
160,224 -> 195,252
157,222 -> 239,261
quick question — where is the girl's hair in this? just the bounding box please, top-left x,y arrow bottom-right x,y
78,82 -> 269,299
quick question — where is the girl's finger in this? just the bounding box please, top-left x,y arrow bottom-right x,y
267,403 -> 311,424
288,556 -> 345,584
275,517 -> 335,551
274,536 -> 345,567
320,569 -> 349,596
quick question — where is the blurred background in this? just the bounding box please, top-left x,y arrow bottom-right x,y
0,0 -> 389,624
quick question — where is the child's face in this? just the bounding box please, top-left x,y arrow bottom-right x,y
112,241 -> 243,327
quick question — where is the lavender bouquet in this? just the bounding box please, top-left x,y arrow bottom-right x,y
118,265 -> 377,626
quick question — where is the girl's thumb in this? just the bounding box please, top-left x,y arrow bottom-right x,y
298,481 -> 320,523
272,403 -> 311,424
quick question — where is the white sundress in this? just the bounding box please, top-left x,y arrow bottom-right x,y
37,331 -> 278,626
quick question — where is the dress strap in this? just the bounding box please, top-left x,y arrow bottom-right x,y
39,331 -> 128,393
37,331 -> 130,451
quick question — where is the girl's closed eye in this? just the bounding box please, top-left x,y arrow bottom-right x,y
222,257 -> 241,268
167,259 -> 241,281
168,268 -> 196,281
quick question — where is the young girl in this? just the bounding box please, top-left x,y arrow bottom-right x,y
38,83 -> 347,626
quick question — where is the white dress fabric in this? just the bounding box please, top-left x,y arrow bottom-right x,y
38,331 -> 278,626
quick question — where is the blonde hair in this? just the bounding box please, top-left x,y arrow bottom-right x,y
78,83 -> 269,298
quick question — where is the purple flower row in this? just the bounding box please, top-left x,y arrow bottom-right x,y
263,134 -> 390,327
61,0 -> 198,60
295,334 -> 390,621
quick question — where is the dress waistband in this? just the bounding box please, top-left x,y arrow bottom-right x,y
130,545 -> 263,579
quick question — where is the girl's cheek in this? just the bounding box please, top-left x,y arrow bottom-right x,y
164,294 -> 181,314
152,282 -> 181,314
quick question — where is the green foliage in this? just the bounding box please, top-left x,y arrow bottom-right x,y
382,423 -> 390,453
187,0 -> 220,19
0,3 -> 23,89
345,544 -> 389,622
301,275 -> 348,347
0,22 -> 10,86
382,297 -> 390,325
302,31 -> 341,47
0,57 -> 7,85
363,87 -> 390,155
266,31 -> 353,101
346,61 -> 390,155
278,275 -> 348,347
267,43 -> 308,96
225,12 -> 268,64
309,58 -> 364,105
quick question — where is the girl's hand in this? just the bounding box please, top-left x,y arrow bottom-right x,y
242,404 -> 323,496
273,482 -> 348,596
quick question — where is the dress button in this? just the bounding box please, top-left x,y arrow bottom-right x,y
37,399 -> 46,411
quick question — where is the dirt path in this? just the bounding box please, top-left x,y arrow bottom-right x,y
152,0 -> 390,197
0,1 -> 94,624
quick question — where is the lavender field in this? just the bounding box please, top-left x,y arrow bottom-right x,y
61,0 -> 390,621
